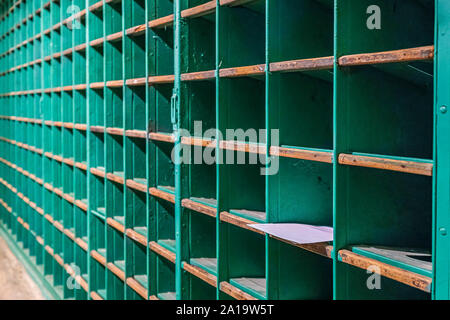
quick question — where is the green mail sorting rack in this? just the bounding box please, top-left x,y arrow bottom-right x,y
0,0 -> 450,300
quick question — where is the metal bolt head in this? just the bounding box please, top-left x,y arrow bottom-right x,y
440,105 -> 447,114
440,227 -> 447,236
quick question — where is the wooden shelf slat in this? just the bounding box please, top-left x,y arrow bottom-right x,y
339,45 -> 434,67
338,153 -> 433,176
339,249 -> 431,292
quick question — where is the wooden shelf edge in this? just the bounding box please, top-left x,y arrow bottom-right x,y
339,249 -> 431,293
338,153 -> 433,176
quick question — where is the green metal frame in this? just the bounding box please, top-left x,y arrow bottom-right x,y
0,0 -> 448,300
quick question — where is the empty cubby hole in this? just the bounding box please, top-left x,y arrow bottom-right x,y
91,174 -> 106,218
88,2 -> 103,41
105,40 -> 123,81
62,91 -> 73,123
269,0 -> 333,63
188,213 -> 217,291
89,46 -> 104,83
105,87 -> 123,129
62,164 -> 74,196
225,224 -> 266,300
127,186 -> 146,231
271,157 -> 332,226
338,66 -> 433,159
337,0 -> 434,55
52,58 -> 61,87
43,60 -> 51,88
74,169 -> 87,205
335,165 -> 432,299
126,236 -> 148,299
74,90 -> 87,124
92,214 -> 106,253
188,275 -> 217,300
74,50 -> 87,85
107,227 -> 125,299
91,130 -> 105,170
106,133 -> 124,177
269,72 -> 333,150
73,0 -> 87,47
106,172 -> 125,223
51,29 -> 61,57
105,0 -> 122,36
75,204 -> 88,242
181,2 -> 215,73
61,14 -> 73,51
219,0 -> 265,69
74,246 -> 88,300
271,239 -> 332,299
89,88 -> 104,127
156,258 -> 176,300
126,33 -> 146,79
74,130 -> 87,164
91,260 -> 107,298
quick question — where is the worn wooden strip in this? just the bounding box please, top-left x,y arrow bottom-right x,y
126,229 -> 148,247
219,64 -> 265,78
126,23 -> 146,37
219,211 -> 264,235
106,172 -> 125,185
149,132 -> 174,143
106,31 -> 123,42
36,236 -> 45,246
339,45 -> 434,67
74,123 -> 87,130
91,250 -> 106,266
126,278 -> 148,299
183,263 -> 217,287
148,14 -> 174,29
125,129 -> 146,138
270,56 -> 334,73
89,81 -> 104,89
181,137 -> 216,148
126,77 -> 146,86
182,199 -> 217,218
126,179 -> 147,193
54,254 -> 65,267
182,1 -> 216,19
149,241 -> 176,263
64,228 -> 76,242
75,199 -> 88,211
219,0 -> 255,6
107,217 -> 125,234
148,74 -> 175,84
76,238 -> 88,251
106,127 -> 124,135
270,146 -> 333,163
149,187 -> 175,203
181,70 -> 215,81
220,140 -> 266,154
219,281 -> 258,300
90,125 -> 105,133
107,262 -> 125,281
90,292 -> 103,300
75,162 -> 88,171
106,80 -> 124,88
338,153 -> 433,176
90,167 -> 106,178
89,37 -> 104,47
339,249 -> 431,292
